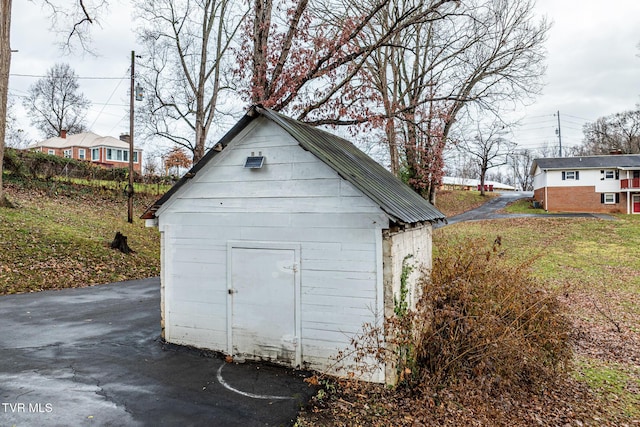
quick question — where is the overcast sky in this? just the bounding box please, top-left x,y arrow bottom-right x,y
8,0 -> 640,157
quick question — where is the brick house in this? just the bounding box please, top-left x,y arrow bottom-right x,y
29,131 -> 143,172
531,154 -> 640,214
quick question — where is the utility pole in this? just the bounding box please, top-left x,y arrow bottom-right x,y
555,110 -> 562,157
127,51 -> 135,223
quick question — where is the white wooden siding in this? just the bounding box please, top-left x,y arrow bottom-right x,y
159,117 -> 389,382
541,169 -> 622,193
532,166 -> 546,190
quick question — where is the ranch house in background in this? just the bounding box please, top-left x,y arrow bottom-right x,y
29,130 -> 143,173
531,154 -> 640,214
142,105 -> 446,384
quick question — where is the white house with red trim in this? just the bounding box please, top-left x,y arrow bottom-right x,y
29,131 -> 143,172
531,154 -> 640,214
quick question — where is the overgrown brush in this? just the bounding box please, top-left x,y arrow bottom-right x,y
408,237 -> 571,391
340,237 -> 572,394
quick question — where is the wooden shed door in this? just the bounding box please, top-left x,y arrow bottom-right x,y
228,245 -> 299,364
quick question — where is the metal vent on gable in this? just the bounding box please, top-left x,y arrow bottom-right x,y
244,152 -> 265,169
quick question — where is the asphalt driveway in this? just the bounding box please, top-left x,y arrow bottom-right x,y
0,278 -> 316,427
437,191 -> 615,227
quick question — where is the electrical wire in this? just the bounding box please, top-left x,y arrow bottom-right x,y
9,73 -> 127,80
88,68 -> 129,131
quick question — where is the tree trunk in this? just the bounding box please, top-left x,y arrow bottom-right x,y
385,119 -> 399,175
111,231 -> 134,254
0,0 -> 12,207
479,166 -> 487,196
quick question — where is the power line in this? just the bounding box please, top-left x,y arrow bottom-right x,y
10,73 -> 127,80
564,113 -> 593,122
88,69 -> 129,131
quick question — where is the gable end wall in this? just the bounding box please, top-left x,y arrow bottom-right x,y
158,118 -> 392,382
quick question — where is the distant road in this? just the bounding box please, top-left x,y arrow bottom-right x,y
437,191 -> 613,228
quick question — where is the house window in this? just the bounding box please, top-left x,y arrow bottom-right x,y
116,149 -> 123,161
106,148 -> 113,160
78,149 -> 86,160
48,149 -> 55,155
602,193 -> 619,204
92,148 -> 100,161
63,149 -> 72,158
123,150 -> 129,162
604,170 -> 614,179
133,152 -> 139,163
562,170 -> 579,180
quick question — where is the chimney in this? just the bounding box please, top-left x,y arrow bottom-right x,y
60,130 -> 67,139
120,134 -> 130,143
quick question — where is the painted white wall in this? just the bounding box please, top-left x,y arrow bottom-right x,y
381,225 -> 432,383
536,168 -> 622,192
157,117 -> 391,382
532,165 -> 546,190
383,226 -> 432,317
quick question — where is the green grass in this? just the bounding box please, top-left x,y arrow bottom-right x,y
435,190 -> 498,217
435,216 -> 640,288
0,181 -> 161,294
574,358 -> 640,418
434,216 -> 640,422
502,197 -> 547,214
53,176 -> 172,196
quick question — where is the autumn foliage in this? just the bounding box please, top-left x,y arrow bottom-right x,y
163,147 -> 192,175
340,237 -> 571,392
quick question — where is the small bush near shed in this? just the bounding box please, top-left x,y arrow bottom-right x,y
406,237 -> 572,392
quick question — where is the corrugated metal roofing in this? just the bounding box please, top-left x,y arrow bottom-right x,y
533,155 -> 640,171
142,106 -> 446,224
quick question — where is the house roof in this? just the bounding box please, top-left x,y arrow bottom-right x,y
29,132 -> 140,150
142,106 -> 446,224
531,154 -> 640,174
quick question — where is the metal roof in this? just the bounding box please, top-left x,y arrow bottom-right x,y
532,155 -> 640,173
142,106 -> 446,224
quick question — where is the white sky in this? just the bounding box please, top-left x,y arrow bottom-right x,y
9,0 -> 138,141
7,0 -> 640,157
511,0 -> 640,154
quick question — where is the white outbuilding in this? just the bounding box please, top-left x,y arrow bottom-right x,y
142,106 -> 446,383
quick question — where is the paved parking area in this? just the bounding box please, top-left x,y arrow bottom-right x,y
0,278 -> 316,426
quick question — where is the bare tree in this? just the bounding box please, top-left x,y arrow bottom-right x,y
40,0 -> 110,52
509,148 -> 534,191
5,96 -> 28,148
581,108 -> 640,155
457,120 -> 515,196
361,0 -> 548,201
1,0 -> 104,206
23,63 -> 91,138
135,0 -> 247,163
237,0 -> 457,122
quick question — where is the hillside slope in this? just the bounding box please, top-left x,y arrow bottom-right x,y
0,181 -> 160,294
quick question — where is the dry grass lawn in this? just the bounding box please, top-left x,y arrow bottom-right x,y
297,216 -> 640,426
